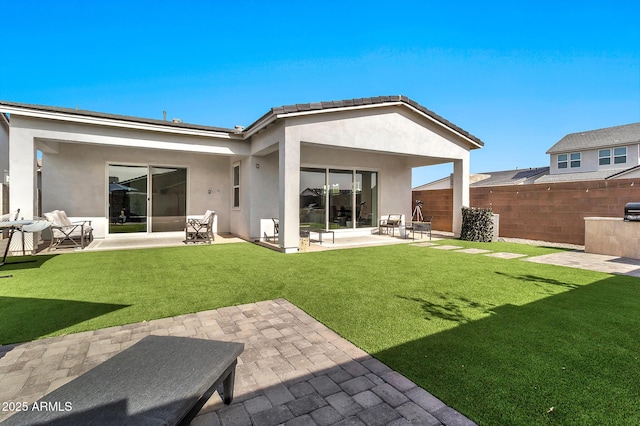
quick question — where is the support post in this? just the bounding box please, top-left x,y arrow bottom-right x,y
452,156 -> 470,237
278,129 -> 301,253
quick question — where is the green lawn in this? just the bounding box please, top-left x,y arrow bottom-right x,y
1,241 -> 639,425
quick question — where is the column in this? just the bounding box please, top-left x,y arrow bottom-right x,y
278,128 -> 301,253
8,127 -> 38,254
452,155 -> 470,237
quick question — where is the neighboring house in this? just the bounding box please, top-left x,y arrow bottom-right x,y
538,122 -> 640,183
0,96 -> 483,254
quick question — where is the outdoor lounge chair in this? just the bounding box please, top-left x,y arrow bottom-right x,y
44,210 -> 93,251
185,210 -> 216,243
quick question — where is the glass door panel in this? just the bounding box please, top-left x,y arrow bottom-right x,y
356,171 -> 378,228
328,170 -> 353,229
151,167 -> 187,232
300,168 -> 326,229
108,165 -> 148,233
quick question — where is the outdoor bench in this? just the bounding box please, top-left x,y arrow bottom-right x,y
310,228 -> 335,244
1,335 -> 244,426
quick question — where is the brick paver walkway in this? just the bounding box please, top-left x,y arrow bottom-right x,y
0,299 -> 476,426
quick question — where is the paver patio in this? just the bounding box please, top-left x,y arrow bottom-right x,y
0,299 -> 476,426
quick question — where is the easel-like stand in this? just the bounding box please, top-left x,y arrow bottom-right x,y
412,202 -> 424,222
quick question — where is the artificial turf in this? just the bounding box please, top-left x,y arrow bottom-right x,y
0,241 -> 638,425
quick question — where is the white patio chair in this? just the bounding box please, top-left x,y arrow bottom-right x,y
44,210 -> 93,250
185,210 -> 216,243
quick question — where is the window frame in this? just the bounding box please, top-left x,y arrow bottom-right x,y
232,162 -> 240,209
557,154 -> 568,169
570,152 -> 581,168
598,149 -> 611,166
614,147 -> 627,164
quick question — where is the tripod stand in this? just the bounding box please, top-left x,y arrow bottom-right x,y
412,202 -> 424,222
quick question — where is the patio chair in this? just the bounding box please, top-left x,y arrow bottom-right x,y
267,218 -> 279,243
378,214 -> 403,236
185,210 -> 216,243
44,210 -> 93,251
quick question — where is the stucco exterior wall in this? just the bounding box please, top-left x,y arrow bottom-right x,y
0,117 -> 8,181
0,118 -> 8,216
288,107 -> 472,161
41,143 -> 232,238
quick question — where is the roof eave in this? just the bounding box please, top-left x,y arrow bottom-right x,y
0,101 -> 241,140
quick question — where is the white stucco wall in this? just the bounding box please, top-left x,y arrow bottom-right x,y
0,117 -> 9,216
0,116 -> 9,181
41,143 -> 233,238
286,106 -> 473,161
7,114 -> 247,241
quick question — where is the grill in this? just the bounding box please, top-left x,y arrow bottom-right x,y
624,202 -> 640,221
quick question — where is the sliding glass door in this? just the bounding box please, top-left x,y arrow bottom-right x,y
300,167 -> 377,230
150,167 -> 187,232
108,165 -> 186,234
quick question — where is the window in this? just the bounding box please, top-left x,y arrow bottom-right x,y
299,167 -> 378,230
614,147 -> 627,164
232,163 -> 240,208
557,154 -> 568,169
570,153 -> 581,168
599,149 -> 611,165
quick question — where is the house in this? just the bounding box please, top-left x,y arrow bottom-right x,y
538,122 -> 640,183
0,96 -> 484,254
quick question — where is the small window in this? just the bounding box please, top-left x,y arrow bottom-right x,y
570,153 -> 581,168
232,163 -> 240,208
558,154 -> 568,169
614,147 -> 627,164
598,149 -> 611,165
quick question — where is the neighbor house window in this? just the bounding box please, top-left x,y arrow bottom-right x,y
232,163 -> 240,208
557,154 -> 568,169
570,153 -> 581,168
614,147 -> 627,164
599,149 -> 611,165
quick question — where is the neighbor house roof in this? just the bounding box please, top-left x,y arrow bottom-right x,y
546,122 -> 640,154
413,167 -> 549,190
470,167 -> 549,187
0,100 -> 238,135
535,169 -> 625,183
244,95 -> 485,148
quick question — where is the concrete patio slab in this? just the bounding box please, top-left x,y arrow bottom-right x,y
410,242 -> 439,247
429,245 -> 463,251
455,248 -> 493,255
0,299 -> 476,426
524,250 -> 640,277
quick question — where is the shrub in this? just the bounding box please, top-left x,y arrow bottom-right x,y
460,207 -> 494,242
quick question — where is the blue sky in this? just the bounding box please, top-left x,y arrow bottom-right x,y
1,0 -> 638,186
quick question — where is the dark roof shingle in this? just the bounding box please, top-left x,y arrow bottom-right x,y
547,122 -> 640,154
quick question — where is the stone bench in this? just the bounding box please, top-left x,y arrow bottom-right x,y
2,335 -> 244,426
